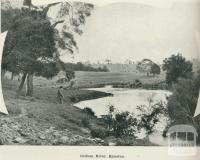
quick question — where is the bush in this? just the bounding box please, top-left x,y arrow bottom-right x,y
112,111 -> 138,137
135,79 -> 142,87
115,136 -> 135,146
83,107 -> 95,117
103,105 -> 138,138
81,118 -> 91,128
137,101 -> 166,135
0,135 -> 7,145
69,96 -> 78,102
91,128 -> 110,139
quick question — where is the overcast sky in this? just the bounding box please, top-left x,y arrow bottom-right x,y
64,2 -> 200,64
8,0 -> 200,63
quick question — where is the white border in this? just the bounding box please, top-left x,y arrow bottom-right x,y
0,0 -> 200,160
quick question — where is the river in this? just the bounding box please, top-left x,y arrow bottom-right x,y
75,86 -> 172,145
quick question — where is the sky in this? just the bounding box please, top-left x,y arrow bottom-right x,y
6,0 -> 200,63
66,2 -> 200,63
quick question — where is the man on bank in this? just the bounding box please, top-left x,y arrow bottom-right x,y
57,86 -> 64,104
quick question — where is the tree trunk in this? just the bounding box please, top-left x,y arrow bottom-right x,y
26,73 -> 34,97
1,70 -> 6,77
11,72 -> 14,80
16,73 -> 27,98
146,134 -> 150,142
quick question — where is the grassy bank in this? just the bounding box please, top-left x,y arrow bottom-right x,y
0,78 -> 111,145
0,76 -> 156,146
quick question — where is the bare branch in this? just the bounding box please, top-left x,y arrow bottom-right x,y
52,20 -> 64,28
42,2 -> 62,18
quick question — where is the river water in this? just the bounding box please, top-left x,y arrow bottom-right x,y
75,86 -> 172,145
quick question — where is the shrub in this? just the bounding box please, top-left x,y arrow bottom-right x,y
135,79 -> 142,87
137,100 -> 166,136
116,136 -> 135,146
69,96 -> 78,102
103,105 -> 138,138
83,107 -> 95,117
112,111 -> 138,137
81,118 -> 91,128
0,135 -> 7,145
91,128 -> 110,139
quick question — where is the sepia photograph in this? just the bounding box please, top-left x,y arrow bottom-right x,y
0,0 -> 200,153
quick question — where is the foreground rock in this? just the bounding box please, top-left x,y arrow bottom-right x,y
0,116 -> 104,146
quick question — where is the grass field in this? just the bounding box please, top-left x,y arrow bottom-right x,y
74,71 -> 166,88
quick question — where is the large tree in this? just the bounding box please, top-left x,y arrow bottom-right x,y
162,53 -> 193,85
136,59 -> 160,76
2,1 -> 94,97
150,63 -> 161,76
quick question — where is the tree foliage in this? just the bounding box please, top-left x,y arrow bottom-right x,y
1,8 -> 21,32
63,62 -> 108,72
103,105 -> 138,138
137,59 -> 160,76
2,1 -> 94,96
167,71 -> 200,124
150,63 -> 161,76
3,10 -> 56,73
137,101 -> 166,135
166,66 -> 200,143
162,53 -> 193,85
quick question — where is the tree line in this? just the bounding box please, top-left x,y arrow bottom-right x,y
63,62 -> 109,72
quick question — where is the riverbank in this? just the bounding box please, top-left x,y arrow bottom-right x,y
0,78 -> 156,146
78,81 -> 169,90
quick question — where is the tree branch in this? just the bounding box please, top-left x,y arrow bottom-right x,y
42,2 -> 62,18
51,20 -> 64,28
23,0 -> 38,9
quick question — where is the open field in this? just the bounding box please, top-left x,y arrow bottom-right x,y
75,71 -> 166,88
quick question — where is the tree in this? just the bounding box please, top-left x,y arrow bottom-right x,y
150,63 -> 161,76
103,105 -> 138,138
167,70 -> 200,124
2,1 -> 94,97
166,70 -> 200,143
136,59 -> 154,76
3,7 -> 59,97
137,98 -> 166,139
162,53 -> 193,85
